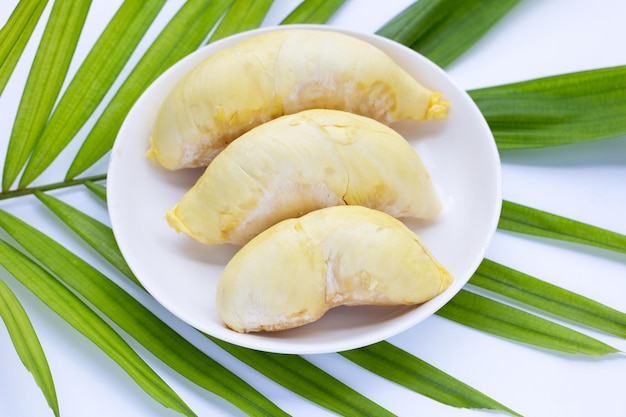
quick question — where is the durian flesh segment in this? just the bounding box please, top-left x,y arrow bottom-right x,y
165,109 -> 442,246
216,205 -> 454,333
148,29 -> 448,170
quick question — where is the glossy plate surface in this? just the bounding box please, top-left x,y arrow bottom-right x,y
107,25 -> 501,354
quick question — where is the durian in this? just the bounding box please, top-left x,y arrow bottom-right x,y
165,109 -> 441,245
148,29 -> 448,170
216,205 -> 453,333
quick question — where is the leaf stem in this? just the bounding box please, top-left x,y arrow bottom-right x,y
0,174 -> 106,201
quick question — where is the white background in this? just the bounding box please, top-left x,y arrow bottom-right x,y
1,1 -> 626,416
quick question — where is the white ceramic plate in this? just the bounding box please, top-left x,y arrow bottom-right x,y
107,25 -> 501,354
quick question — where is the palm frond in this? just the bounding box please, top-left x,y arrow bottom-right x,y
3,0 -> 91,192
209,337 -> 397,417
0,238 -> 197,417
377,0 -> 521,67
341,341 -> 521,416
84,180 -> 107,201
499,199 -> 626,254
469,66 -> 626,149
471,259 -> 626,338
0,278 -> 58,417
437,290 -> 619,356
35,191 -> 138,285
0,0 -> 49,95
17,0 -> 168,189
280,0 -> 347,24
208,0 -> 273,42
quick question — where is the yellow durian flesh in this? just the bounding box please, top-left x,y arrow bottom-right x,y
148,29 -> 449,170
216,205 -> 454,333
165,109 -> 441,246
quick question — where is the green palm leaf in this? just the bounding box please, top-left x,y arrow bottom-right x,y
84,180 -> 107,201
471,259 -> 626,338
208,0 -> 273,42
16,0 -> 167,189
341,341 -> 520,416
0,240 -> 196,417
35,190 -> 138,285
2,0 -> 91,192
469,66 -> 626,149
437,290 -> 619,356
377,0 -> 521,67
499,200 -> 626,254
0,0 -> 48,95
210,338 -> 396,417
280,0 -> 347,24
0,278 -> 58,417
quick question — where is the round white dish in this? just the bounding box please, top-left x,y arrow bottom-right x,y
107,24 -> 501,354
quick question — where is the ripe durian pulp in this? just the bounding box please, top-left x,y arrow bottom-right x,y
165,109 -> 442,246
147,29 -> 449,170
217,205 -> 454,333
